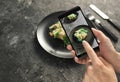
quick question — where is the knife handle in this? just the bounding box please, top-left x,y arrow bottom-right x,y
107,19 -> 120,32
99,24 -> 118,42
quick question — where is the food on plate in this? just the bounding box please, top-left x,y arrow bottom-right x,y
64,13 -> 78,23
49,22 -> 70,45
67,13 -> 77,21
74,28 -> 88,42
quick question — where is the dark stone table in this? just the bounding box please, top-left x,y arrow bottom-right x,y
0,0 -> 120,82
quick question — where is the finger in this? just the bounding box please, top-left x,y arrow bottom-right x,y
74,57 -> 82,64
99,57 -> 112,67
74,57 -> 90,64
71,50 -> 76,57
82,40 -> 102,65
92,28 -> 109,42
66,45 -> 72,51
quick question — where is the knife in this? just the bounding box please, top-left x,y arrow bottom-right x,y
89,4 -> 120,32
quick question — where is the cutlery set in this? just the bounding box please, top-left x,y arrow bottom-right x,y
86,4 -> 120,43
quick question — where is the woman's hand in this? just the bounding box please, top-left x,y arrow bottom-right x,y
82,41 -> 117,82
67,28 -> 120,72
92,28 -> 120,73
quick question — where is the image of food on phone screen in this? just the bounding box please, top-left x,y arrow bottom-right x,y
58,6 -> 99,57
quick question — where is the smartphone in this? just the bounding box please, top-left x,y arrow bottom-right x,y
58,6 -> 99,57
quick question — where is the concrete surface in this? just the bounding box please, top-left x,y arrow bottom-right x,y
0,0 -> 120,82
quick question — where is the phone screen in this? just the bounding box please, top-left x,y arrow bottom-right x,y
58,6 -> 99,57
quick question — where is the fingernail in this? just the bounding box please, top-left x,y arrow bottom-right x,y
91,28 -> 96,30
91,28 -> 95,30
92,28 -> 98,31
82,40 -> 86,45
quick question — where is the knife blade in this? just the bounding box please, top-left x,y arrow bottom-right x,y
89,4 -> 120,32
